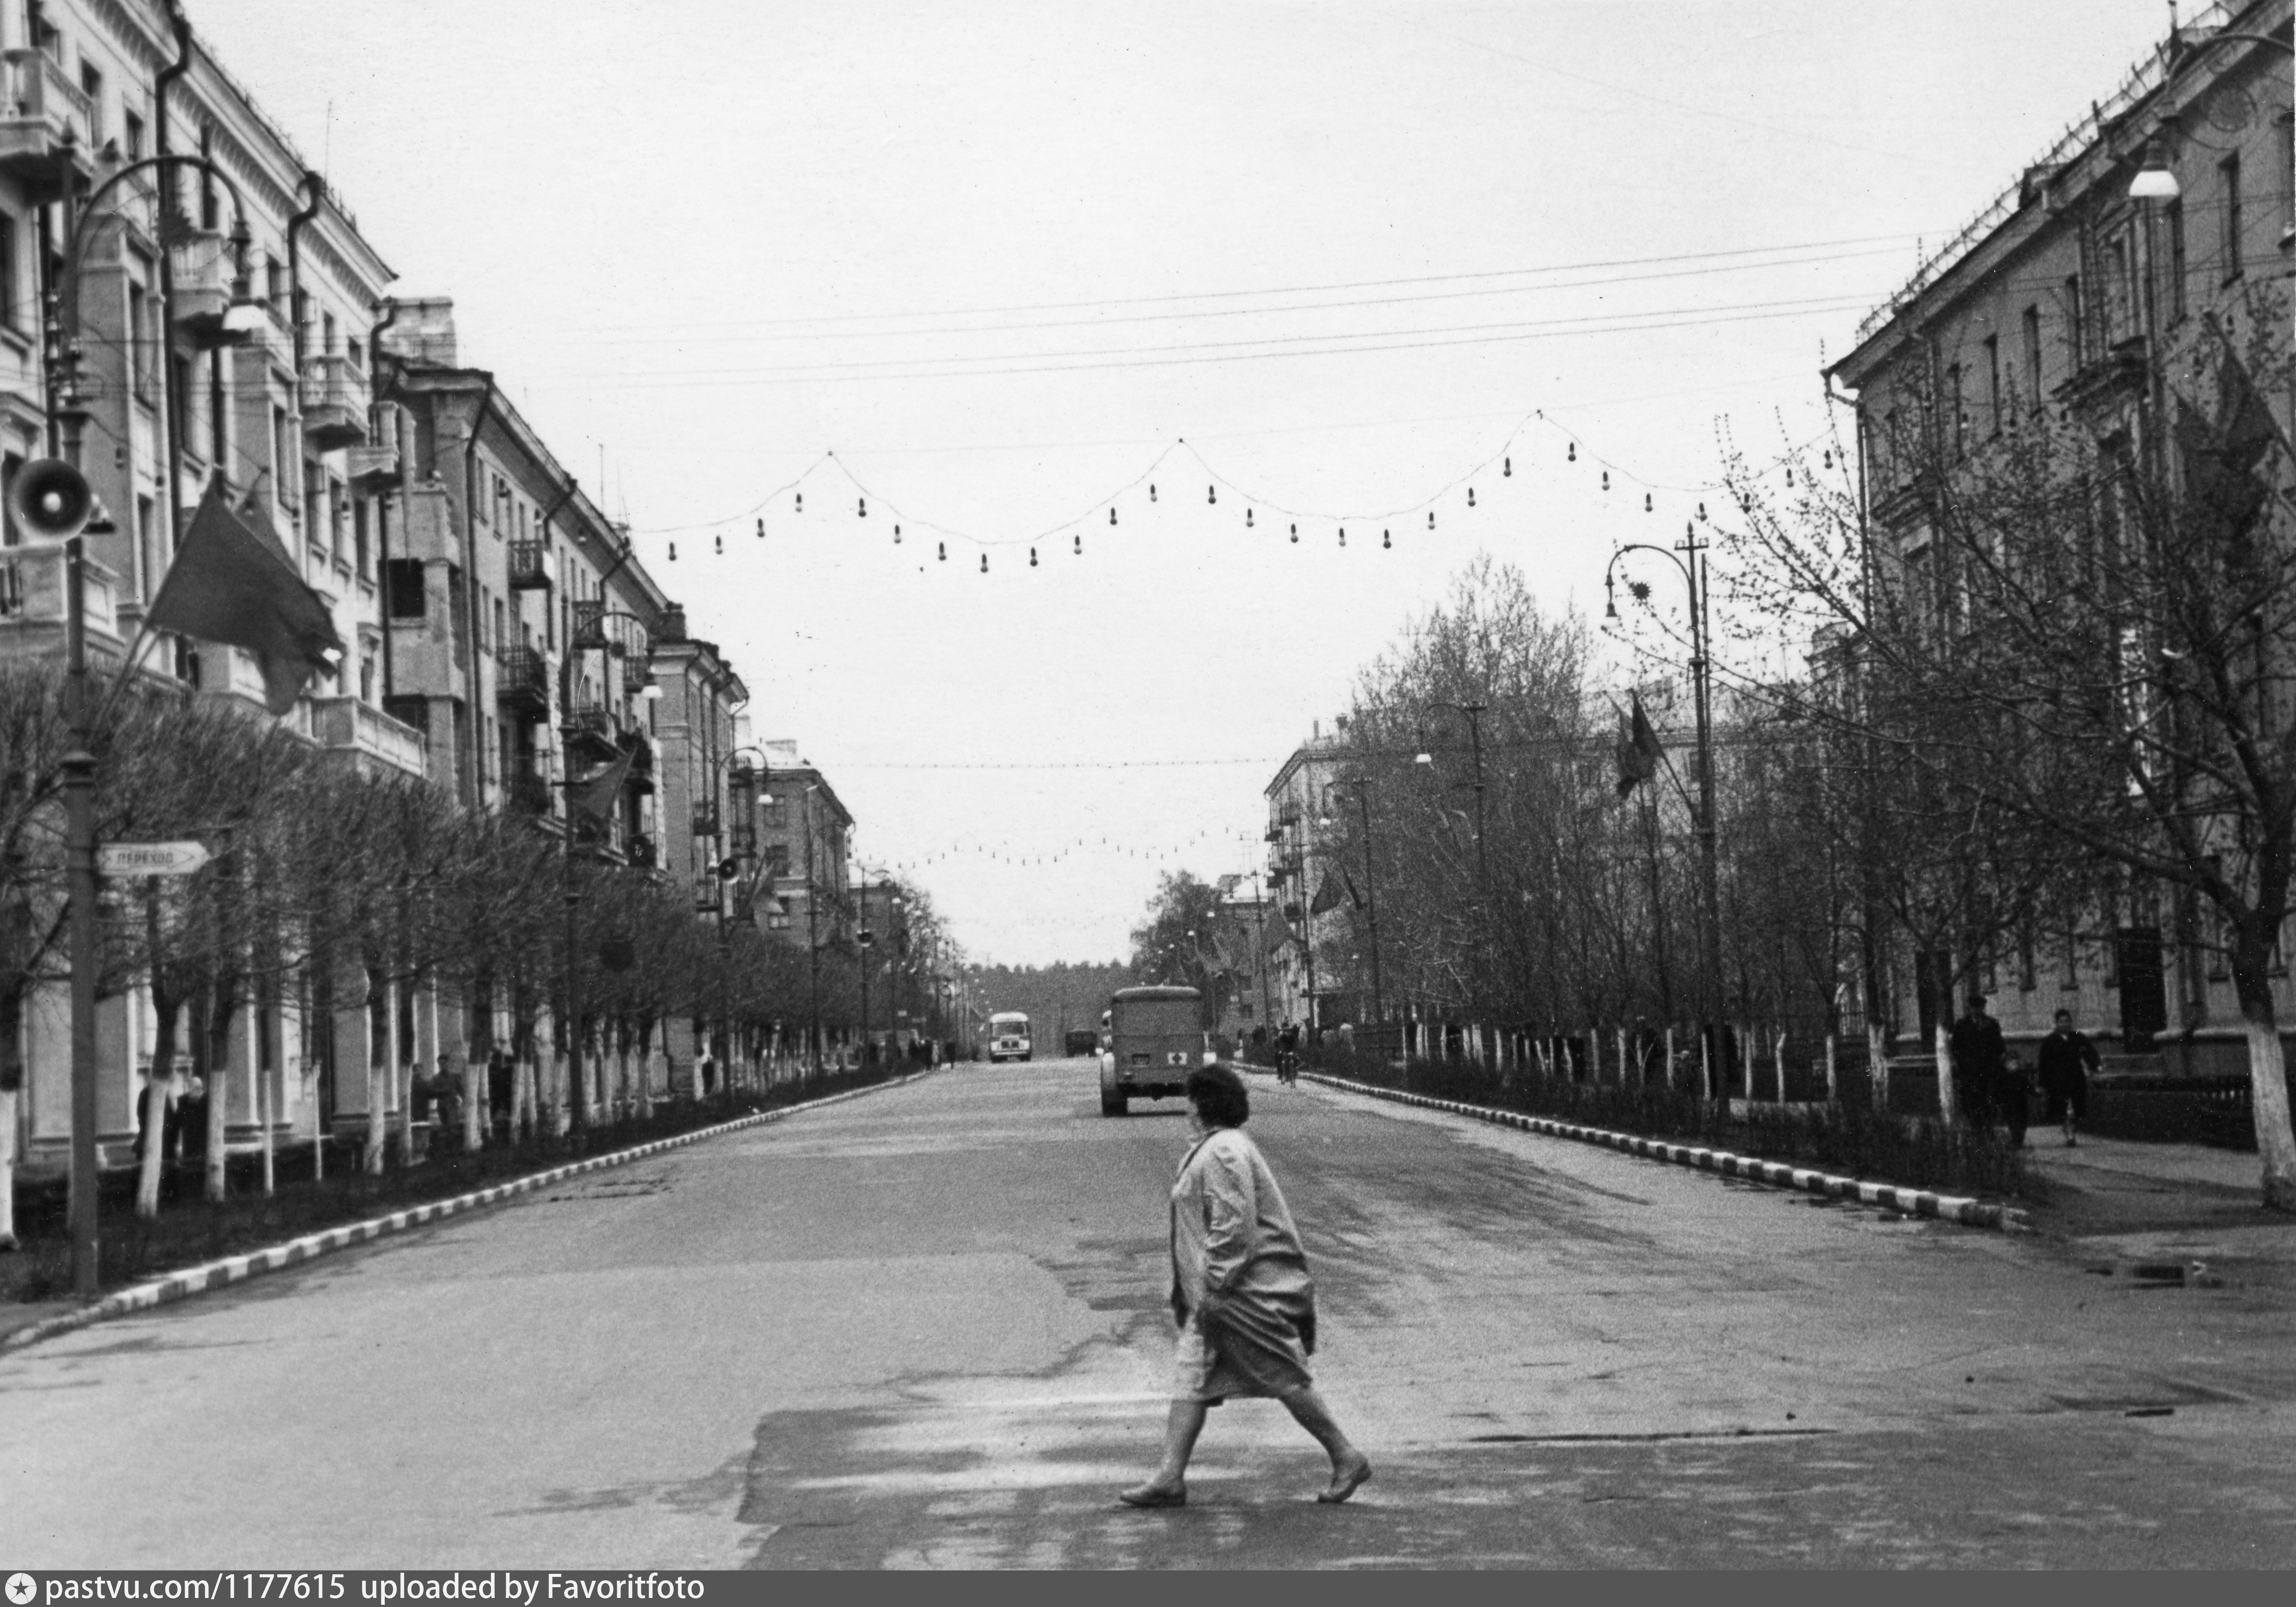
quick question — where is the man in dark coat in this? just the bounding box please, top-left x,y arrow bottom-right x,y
2036,1007 -> 2101,1147
1949,994 -> 2007,1134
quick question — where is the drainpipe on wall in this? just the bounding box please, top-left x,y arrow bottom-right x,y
368,295 -> 401,702
459,375 -> 497,806
284,169 -> 323,519
153,1 -> 192,539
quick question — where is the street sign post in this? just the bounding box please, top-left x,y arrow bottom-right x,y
98,841 -> 211,877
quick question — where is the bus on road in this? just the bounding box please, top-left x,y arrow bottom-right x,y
987,1012 -> 1033,1062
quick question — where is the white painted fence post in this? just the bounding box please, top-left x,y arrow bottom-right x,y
1824,1033 -> 1838,1104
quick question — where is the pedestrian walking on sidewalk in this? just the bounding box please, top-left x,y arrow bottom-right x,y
2037,1008 -> 2100,1147
1120,1063 -> 1371,1510
1950,994 -> 2008,1135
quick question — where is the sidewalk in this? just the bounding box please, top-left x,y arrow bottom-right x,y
2010,1134 -> 2296,1286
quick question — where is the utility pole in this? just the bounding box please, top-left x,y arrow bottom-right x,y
803,786 -> 821,1077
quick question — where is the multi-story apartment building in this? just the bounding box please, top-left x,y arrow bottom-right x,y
375,298 -> 666,849
756,738 -> 853,951
1828,0 -> 2293,1071
2,0 -> 421,1167
1263,724 -> 1346,1030
647,608 -> 743,1087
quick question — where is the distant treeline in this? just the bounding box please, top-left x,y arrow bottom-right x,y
971,962 -> 1135,1044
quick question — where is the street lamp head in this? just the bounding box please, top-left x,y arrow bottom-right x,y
1413,752 -> 1432,766
2129,137 -> 2179,200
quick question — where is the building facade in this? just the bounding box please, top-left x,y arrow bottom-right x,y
1829,0 -> 2294,1070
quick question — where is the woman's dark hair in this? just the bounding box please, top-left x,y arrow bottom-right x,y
1187,1064 -> 1250,1128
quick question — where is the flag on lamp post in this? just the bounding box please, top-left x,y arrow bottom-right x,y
1615,694 -> 1663,798
144,482 -> 343,716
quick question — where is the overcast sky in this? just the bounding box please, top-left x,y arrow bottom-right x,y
197,0 -> 2184,964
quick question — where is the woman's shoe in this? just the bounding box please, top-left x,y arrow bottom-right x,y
1118,1483 -> 1187,1508
1318,1455 -> 1373,1504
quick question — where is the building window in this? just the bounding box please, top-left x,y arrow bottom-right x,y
78,63 -> 102,146
2220,153 -> 2243,281
304,458 -> 324,551
0,214 -> 19,337
127,278 -> 154,397
1983,334 -> 2001,437
2064,275 -> 2082,370
353,495 -> 371,577
327,475 -> 347,557
384,559 -> 426,619
272,406 -> 294,512
136,495 -> 158,601
123,108 -> 143,161
2165,198 -> 2187,322
2021,305 -> 2042,409
207,351 -> 227,471
1947,363 -> 1965,460
321,309 -> 337,354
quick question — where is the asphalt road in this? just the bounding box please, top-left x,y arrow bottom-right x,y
6,1059 -> 2295,1569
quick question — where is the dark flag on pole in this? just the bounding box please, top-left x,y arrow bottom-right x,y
1309,873 -> 1344,916
1615,693 -> 1663,798
570,745 -> 637,827
143,481 -> 343,716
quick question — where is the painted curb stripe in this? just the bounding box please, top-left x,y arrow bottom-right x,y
1302,1072 -> 2006,1231
1,1070 -> 939,1356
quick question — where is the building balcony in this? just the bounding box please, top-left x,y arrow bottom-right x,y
730,822 -> 756,861
626,834 -> 657,870
690,801 -> 721,839
495,645 -> 550,719
563,703 -> 616,760
505,770 -> 554,818
0,544 -> 122,650
570,598 -> 607,648
0,49 -> 96,201
310,695 -> 426,777
169,231 -> 245,349
345,444 -> 401,493
507,540 -> 552,591
622,733 -> 654,795
300,355 -> 371,450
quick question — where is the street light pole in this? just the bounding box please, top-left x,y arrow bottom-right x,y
1606,530 -> 1725,1075
45,141 -> 264,1296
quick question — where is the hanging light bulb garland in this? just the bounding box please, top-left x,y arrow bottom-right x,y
722,409 -> 1804,582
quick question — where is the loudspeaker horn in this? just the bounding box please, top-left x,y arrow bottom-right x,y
6,458 -> 95,543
